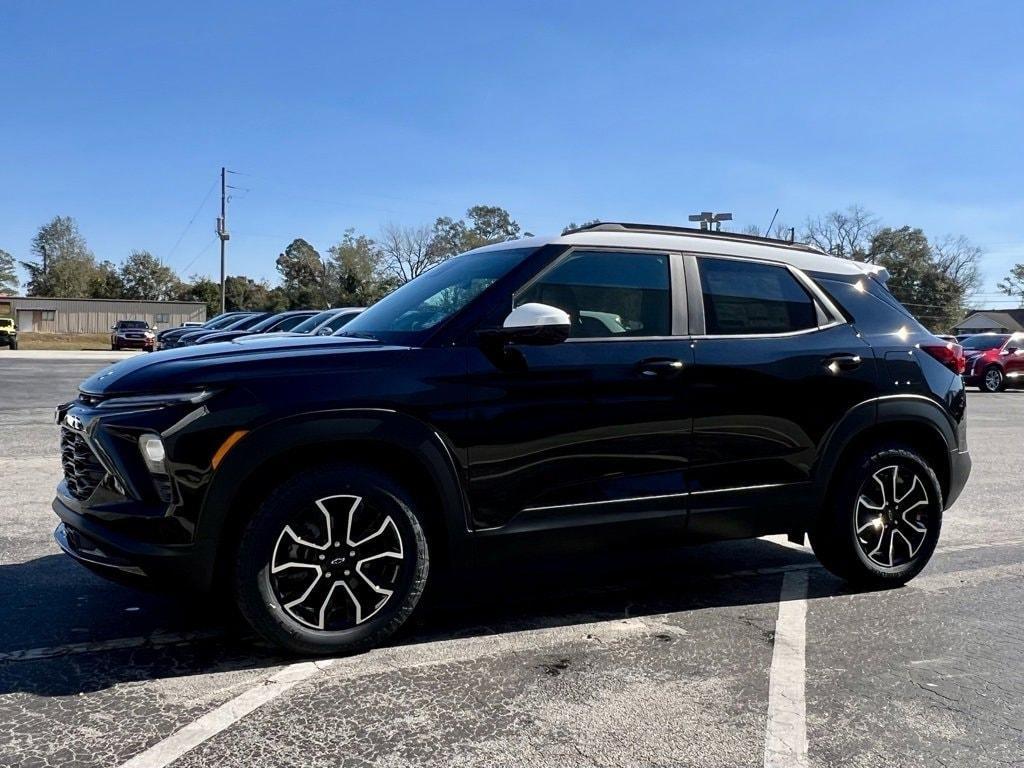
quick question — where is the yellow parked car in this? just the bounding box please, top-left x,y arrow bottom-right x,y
0,317 -> 17,349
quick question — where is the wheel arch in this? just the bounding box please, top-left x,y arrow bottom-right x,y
196,409 -> 470,591
814,395 -> 955,511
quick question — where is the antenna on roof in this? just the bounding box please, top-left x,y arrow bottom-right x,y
687,211 -> 733,232
764,208 -> 779,238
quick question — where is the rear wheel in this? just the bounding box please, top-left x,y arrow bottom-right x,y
233,463 -> 429,655
980,365 -> 1005,393
810,445 -> 942,587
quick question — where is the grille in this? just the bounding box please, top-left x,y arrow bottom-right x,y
60,427 -> 106,500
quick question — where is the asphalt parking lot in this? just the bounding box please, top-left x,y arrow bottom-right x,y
1,353 -> 1022,768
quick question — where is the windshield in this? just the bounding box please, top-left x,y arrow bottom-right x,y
249,312 -> 314,333
339,247 -> 536,339
289,310 -> 337,334
224,313 -> 271,331
961,334 -> 1009,350
119,320 -> 149,329
205,313 -> 248,329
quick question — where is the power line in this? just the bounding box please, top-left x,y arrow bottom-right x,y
179,234 -> 218,276
166,177 -> 219,266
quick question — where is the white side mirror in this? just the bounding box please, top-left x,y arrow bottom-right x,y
503,303 -> 571,329
497,303 -> 571,345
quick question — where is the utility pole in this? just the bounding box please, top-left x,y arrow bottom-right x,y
216,167 -> 230,315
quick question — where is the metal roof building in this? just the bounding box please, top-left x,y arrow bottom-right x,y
0,296 -> 206,334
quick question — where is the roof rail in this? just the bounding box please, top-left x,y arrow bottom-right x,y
562,221 -> 825,255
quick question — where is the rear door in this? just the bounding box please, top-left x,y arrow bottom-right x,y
1002,333 -> 1024,384
685,253 -> 877,539
464,248 -> 695,531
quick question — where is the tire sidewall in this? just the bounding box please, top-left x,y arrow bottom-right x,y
844,449 -> 943,583
982,366 -> 1004,393
234,464 -> 429,655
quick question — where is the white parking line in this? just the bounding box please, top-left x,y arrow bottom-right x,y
117,659 -> 336,768
764,569 -> 809,768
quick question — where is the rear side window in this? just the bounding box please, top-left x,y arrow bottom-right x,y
698,257 -> 818,335
517,250 -> 671,338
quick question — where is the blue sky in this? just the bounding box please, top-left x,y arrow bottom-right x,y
2,1 -> 1022,305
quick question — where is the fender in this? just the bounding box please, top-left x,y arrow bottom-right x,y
812,393 -> 955,506
195,408 -> 471,570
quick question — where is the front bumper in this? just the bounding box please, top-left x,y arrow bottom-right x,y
53,496 -> 215,590
115,336 -> 155,349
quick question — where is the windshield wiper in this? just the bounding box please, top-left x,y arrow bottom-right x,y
337,331 -> 379,341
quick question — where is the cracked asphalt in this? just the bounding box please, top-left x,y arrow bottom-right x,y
1,355 -> 1022,767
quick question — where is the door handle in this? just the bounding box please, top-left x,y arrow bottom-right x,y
637,358 -> 685,378
824,354 -> 863,372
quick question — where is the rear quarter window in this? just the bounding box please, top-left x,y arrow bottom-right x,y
698,257 -> 818,335
815,276 -> 925,335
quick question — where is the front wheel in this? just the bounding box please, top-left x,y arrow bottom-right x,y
810,446 -> 942,587
233,463 -> 429,655
8,340 -> 16,350
980,365 -> 1005,393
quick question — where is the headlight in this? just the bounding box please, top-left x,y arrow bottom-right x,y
96,390 -> 214,409
138,433 -> 167,473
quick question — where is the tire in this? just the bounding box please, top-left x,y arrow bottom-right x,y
8,340 -> 16,350
233,463 -> 429,656
810,445 -> 942,587
980,365 -> 1005,393
111,344 -> 119,351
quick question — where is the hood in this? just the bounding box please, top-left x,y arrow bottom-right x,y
81,334 -> 403,396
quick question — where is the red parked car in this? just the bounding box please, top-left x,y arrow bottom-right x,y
962,332 -> 1024,392
110,320 -> 156,351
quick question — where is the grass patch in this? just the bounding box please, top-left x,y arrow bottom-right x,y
17,332 -> 113,351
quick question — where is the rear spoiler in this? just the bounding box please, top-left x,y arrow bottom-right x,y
855,262 -> 890,286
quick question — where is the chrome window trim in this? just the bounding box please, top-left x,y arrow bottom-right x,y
687,251 -> 849,340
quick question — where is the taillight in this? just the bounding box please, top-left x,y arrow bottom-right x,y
921,342 -> 966,375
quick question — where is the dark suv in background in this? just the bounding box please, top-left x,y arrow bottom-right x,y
54,223 -> 970,655
110,320 -> 155,351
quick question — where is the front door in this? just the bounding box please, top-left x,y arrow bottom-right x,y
464,249 -> 695,532
17,310 -> 33,332
685,254 -> 878,539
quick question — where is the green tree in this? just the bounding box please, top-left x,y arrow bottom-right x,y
429,205 -> 524,261
88,260 -> 125,299
224,275 -> 276,311
868,227 -> 962,332
998,264 -> 1024,307
275,238 -> 326,308
21,216 -> 98,296
119,250 -> 181,300
0,249 -> 18,294
177,275 -> 221,318
326,229 -> 392,306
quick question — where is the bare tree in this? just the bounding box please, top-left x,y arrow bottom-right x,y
378,223 -> 437,285
802,205 -> 879,261
931,234 -> 982,305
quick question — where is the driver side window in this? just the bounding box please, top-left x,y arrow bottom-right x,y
516,250 -> 671,338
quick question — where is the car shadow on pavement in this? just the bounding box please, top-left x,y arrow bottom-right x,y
0,533 -> 858,698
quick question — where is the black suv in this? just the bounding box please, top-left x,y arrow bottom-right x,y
53,223 -> 971,655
